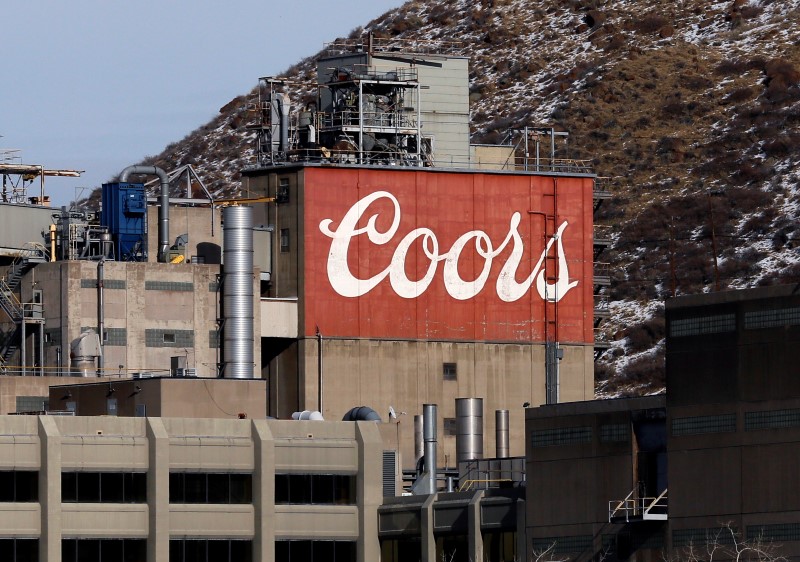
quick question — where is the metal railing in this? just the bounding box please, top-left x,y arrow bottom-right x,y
608,488 -> 668,522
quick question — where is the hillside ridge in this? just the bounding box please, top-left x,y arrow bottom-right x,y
139,0 -> 800,397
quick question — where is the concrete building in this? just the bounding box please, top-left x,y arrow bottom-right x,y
0,414 -> 382,562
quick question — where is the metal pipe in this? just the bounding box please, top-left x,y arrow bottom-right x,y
423,403 -> 438,495
97,258 -> 105,376
414,414 -> 424,464
496,409 -> 510,458
317,326 -> 323,413
456,398 -> 484,464
119,165 -> 170,262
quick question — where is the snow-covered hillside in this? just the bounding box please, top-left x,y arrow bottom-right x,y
136,0 -> 800,397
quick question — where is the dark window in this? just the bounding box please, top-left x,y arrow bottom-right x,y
274,474 -> 356,505
61,472 -> 146,503
280,228 -> 290,252
443,418 -> 457,436
62,539 -> 146,562
275,540 -> 356,562
277,178 -> 290,204
0,538 -> 38,562
0,471 -> 38,502
169,473 -> 252,504
169,539 -> 253,562
443,362 -> 457,381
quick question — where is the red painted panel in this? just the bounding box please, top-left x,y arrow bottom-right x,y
303,167 -> 594,343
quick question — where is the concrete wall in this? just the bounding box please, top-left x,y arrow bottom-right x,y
46,378 -> 267,419
0,415 -> 382,562
15,260 -> 261,379
145,204 -> 219,264
305,338 -> 595,466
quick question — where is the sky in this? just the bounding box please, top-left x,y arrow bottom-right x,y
1,0 -> 403,206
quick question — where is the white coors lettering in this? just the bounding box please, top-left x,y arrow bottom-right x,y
319,190 -> 578,302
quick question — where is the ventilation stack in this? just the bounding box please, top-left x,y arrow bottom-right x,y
456,398 -> 484,464
411,404 -> 438,495
221,205 -> 254,379
496,409 -> 510,458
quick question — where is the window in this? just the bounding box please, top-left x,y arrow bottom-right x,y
61,472 -> 146,503
16,396 -> 47,413
170,539 -> 252,562
275,540 -> 356,562
0,471 -> 38,502
62,539 -> 146,562
443,362 -> 457,381
274,474 -> 356,505
745,409 -> 800,431
163,333 -> 176,344
671,414 -> 736,436
532,535 -> 593,555
530,426 -> 592,448
599,423 -> 629,443
169,472 -> 252,504
277,177 -> 290,204
280,228 -> 290,252
669,313 -> 736,337
443,418 -> 457,436
0,539 -> 38,562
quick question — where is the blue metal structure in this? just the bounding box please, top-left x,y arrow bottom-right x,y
101,182 -> 148,261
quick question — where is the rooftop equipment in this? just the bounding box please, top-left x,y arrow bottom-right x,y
455,397 -> 484,464
100,182 -> 147,261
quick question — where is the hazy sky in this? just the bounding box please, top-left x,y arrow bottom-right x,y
2,0 -> 402,206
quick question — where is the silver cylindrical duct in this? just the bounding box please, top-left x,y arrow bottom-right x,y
222,206 -> 254,379
496,409 -> 510,458
423,403 -> 438,495
278,94 -> 290,152
456,397 -> 484,464
119,165 -> 170,262
414,414 -> 424,463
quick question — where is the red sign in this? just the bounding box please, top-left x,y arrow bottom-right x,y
303,167 -> 594,343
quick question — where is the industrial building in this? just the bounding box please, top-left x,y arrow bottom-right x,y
522,284 -> 800,562
0,39 -> 609,471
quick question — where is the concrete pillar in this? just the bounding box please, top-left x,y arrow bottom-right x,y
517,498 -> 527,562
38,416 -> 61,562
147,418 -> 170,562
356,420 -> 383,562
421,493 -> 437,562
468,490 -> 485,562
252,420 -> 275,562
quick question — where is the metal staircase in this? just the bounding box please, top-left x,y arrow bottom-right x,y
0,244 -> 48,372
608,488 -> 668,523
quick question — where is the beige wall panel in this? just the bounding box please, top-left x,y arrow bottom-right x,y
168,438 -> 253,471
60,437 -> 148,470
0,436 -> 39,469
61,504 -> 148,537
143,291 -> 194,322
274,505 -> 359,539
273,441 -> 358,472
0,504 -> 40,536
169,504 -> 254,537
260,299 -> 298,338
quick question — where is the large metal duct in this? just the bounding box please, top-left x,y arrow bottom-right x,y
342,406 -> 382,422
456,398 -> 484,464
119,165 -> 170,262
496,409 -> 510,458
222,205 -> 255,379
414,414 -> 424,463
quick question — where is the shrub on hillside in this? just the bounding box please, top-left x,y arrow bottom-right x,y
631,13 -> 669,34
